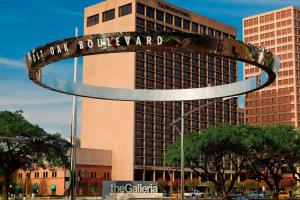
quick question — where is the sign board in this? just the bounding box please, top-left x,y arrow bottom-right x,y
64,169 -> 71,190
102,181 -> 158,198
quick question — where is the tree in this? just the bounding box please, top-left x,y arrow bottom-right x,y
280,178 -> 296,191
247,124 -> 300,198
165,125 -> 258,197
0,110 -> 70,200
157,178 -> 168,192
242,179 -> 259,191
187,178 -> 199,191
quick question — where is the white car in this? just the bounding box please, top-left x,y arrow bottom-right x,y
184,190 -> 205,198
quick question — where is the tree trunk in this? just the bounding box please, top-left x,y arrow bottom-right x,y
220,185 -> 228,198
273,180 -> 280,200
1,173 -> 9,200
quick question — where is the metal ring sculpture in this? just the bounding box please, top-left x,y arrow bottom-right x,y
25,32 -> 280,101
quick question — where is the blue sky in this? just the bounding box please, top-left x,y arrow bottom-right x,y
0,0 -> 300,137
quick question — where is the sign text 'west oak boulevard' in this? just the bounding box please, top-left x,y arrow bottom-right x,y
26,35 -> 163,64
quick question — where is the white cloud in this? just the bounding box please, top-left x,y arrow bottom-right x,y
0,96 -> 71,106
0,57 -> 24,69
0,77 -> 79,137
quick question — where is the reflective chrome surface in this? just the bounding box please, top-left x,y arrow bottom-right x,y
25,32 -> 280,101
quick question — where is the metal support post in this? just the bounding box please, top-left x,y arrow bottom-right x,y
181,101 -> 184,200
70,27 -> 78,200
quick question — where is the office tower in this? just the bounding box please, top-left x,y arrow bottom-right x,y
243,6 -> 300,127
81,0 -> 238,181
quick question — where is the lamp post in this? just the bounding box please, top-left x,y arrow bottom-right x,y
170,96 -> 238,200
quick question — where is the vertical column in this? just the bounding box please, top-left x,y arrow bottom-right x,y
70,27 -> 78,200
181,101 -> 184,200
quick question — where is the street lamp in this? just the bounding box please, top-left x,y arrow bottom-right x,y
170,96 -> 238,200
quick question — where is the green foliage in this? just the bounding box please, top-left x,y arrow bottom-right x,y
0,110 -> 70,199
157,178 -> 168,192
165,124 -> 300,198
243,179 -> 259,190
165,124 -> 258,197
187,178 -> 199,190
247,124 -> 300,196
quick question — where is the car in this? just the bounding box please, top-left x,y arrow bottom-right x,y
163,191 -> 170,197
184,190 -> 205,198
278,191 -> 290,199
236,195 -> 249,200
247,191 -> 265,199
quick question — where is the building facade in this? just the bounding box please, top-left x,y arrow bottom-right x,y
238,108 -> 245,125
12,148 -> 111,196
81,0 -> 238,182
243,6 -> 300,127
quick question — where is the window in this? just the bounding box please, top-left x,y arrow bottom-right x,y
215,30 -> 221,37
208,28 -> 214,36
175,16 -> 182,27
91,172 -> 97,178
137,3 -> 145,15
43,172 -> 48,178
136,26 -> 144,33
156,10 -> 164,21
87,14 -> 99,27
200,25 -> 206,34
166,13 -> 173,24
136,17 -> 144,26
183,19 -> 190,30
18,173 -> 23,179
166,27 -> 173,32
52,171 -> 57,178
103,9 -> 115,22
192,22 -> 198,33
34,172 -> 39,178
146,6 -> 154,18
156,24 -> 164,32
119,3 -> 132,17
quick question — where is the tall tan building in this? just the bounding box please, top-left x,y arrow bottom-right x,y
81,0 -> 238,181
243,6 -> 300,127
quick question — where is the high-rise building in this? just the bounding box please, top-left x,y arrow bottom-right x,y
81,0 -> 238,181
243,6 -> 300,127
238,108 -> 245,125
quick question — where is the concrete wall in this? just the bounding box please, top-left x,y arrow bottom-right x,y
81,0 -> 137,181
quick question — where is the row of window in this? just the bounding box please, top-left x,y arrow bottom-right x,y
244,34 -> 294,44
246,93 -> 294,107
137,3 -> 235,38
246,88 -> 294,98
244,9 -> 292,27
17,171 -> 57,179
87,3 -> 132,27
244,23 -> 292,35
246,115 -> 295,124
136,52 -> 235,66
246,104 -> 295,115
277,52 -> 294,60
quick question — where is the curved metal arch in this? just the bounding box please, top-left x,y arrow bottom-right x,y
25,32 -> 280,101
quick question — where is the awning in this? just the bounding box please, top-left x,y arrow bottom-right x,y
32,185 -> 39,190
50,185 -> 56,190
16,185 -> 22,190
